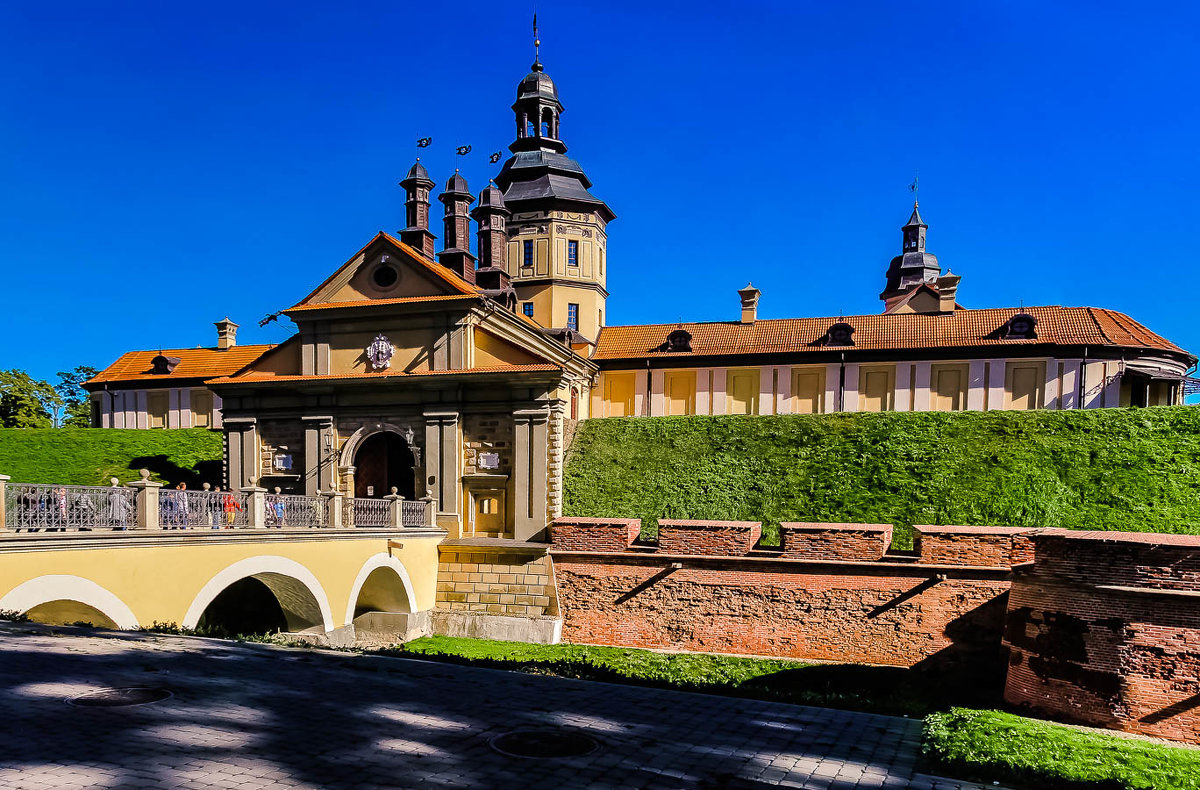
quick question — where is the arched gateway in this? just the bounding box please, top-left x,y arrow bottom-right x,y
342,425 -> 417,500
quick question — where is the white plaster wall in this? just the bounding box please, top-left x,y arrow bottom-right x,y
894,363 -> 912,412
913,362 -> 932,412
774,366 -> 791,415
967,361 -> 987,411
712,369 -> 727,415
1042,358 -> 1060,410
824,364 -> 840,414
649,370 -> 665,417
1060,360 -> 1081,409
986,361 -> 1006,410
842,364 -> 859,412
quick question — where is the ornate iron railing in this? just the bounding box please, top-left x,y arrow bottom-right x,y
160,489 -> 249,529
5,483 -> 136,531
346,497 -> 389,527
402,499 -> 428,527
264,493 -> 327,528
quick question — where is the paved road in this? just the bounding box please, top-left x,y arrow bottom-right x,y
0,624 -> 1001,789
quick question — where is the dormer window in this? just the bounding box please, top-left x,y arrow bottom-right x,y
666,329 -> 693,353
824,322 -> 855,346
149,355 -> 181,375
1003,313 -> 1039,340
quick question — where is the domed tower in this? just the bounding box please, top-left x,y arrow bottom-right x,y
492,53 -> 615,343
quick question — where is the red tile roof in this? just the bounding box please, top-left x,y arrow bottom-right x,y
287,294 -> 478,313
592,306 -> 1189,361
88,345 -> 273,385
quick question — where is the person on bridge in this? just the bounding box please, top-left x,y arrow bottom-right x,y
222,491 -> 243,528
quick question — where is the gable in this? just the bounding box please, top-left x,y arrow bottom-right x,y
293,232 -> 478,310
474,327 -> 545,367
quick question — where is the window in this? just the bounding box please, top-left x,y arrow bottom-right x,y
599,309 -> 603,327
604,373 -> 636,417
567,303 -> 579,332
522,240 -> 533,268
192,390 -> 214,428
792,367 -> 826,414
570,388 -> 579,420
372,263 -> 398,289
568,240 -> 579,267
727,370 -> 759,415
147,391 -> 169,429
522,302 -> 535,318
665,371 -> 697,416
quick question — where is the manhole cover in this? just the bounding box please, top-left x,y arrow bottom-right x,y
489,730 -> 600,759
68,687 -> 173,708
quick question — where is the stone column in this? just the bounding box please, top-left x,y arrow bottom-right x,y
324,491 -> 344,528
0,474 -> 9,532
242,485 -> 267,528
424,409 -> 461,531
513,407 -> 550,542
386,490 -> 404,528
547,404 -> 565,522
127,469 -> 162,530
303,416 -> 334,496
223,417 -> 258,490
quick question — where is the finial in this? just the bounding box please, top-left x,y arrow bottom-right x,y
532,12 -> 542,71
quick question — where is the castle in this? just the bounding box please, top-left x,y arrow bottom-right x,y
86,50 -> 1194,542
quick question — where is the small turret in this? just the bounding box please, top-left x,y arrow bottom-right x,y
880,201 -> 950,314
472,183 -> 517,310
437,171 -> 477,284
398,160 -> 437,259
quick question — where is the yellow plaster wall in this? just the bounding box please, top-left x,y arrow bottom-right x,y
329,328 -> 441,374
0,534 -> 443,629
473,328 -> 543,367
326,251 -> 456,304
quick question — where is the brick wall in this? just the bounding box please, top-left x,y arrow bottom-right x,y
550,517 -> 642,552
915,525 -> 1035,567
657,519 -> 762,556
1003,530 -> 1200,744
436,545 -> 556,617
462,413 -> 514,477
552,553 -> 1010,667
779,522 -> 892,561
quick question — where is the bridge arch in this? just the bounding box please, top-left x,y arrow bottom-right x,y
183,556 -> 334,634
0,575 -> 139,630
345,553 -> 417,623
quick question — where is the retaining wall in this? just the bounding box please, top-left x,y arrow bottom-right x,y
1003,530 -> 1200,743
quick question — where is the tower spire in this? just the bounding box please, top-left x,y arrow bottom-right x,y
532,13 -> 542,72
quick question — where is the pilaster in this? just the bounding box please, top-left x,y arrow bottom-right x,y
513,407 -> 551,542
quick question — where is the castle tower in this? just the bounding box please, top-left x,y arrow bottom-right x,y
880,202 -> 945,313
437,171 -> 477,284
491,51 -> 615,342
398,159 -> 437,259
472,182 -> 517,310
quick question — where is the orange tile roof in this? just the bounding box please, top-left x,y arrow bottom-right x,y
291,232 -> 480,311
592,306 -> 1190,361
287,294 -> 478,313
208,363 -> 562,385
88,345 -> 273,385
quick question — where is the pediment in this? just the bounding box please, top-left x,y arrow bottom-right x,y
292,232 -> 477,310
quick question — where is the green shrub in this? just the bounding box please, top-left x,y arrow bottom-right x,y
0,428 -> 223,486
563,407 -> 1200,548
923,708 -> 1200,790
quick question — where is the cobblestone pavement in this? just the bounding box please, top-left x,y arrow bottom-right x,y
0,625 -> 1006,789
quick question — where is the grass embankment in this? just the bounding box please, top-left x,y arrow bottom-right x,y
0,428 -> 224,486
563,407 -> 1200,548
923,708 -> 1200,790
398,635 -> 999,717
401,637 -> 1200,790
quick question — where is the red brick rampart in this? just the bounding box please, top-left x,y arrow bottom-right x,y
551,552 -> 1011,666
550,517 -> 642,552
656,519 -> 762,556
779,522 -> 893,561
915,525 -> 1036,567
1003,530 -> 1200,744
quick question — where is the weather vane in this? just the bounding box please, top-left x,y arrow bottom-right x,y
489,151 -> 501,164
908,174 -> 919,204
417,137 -> 432,148
533,13 -> 540,66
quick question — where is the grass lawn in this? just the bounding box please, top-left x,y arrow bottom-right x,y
0,428 -> 224,486
923,708 -> 1200,790
396,635 -> 1003,717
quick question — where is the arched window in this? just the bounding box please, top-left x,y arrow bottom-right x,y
541,108 -> 554,138
570,388 -> 579,420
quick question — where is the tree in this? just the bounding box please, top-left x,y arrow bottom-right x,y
0,369 -> 59,428
55,365 -> 98,428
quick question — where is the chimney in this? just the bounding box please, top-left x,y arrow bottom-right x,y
738,283 -> 761,325
399,159 -> 437,259
437,171 -> 477,284
937,272 -> 961,312
215,317 -> 238,350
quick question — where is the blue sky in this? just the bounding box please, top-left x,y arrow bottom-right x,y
2,1 -> 1198,382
